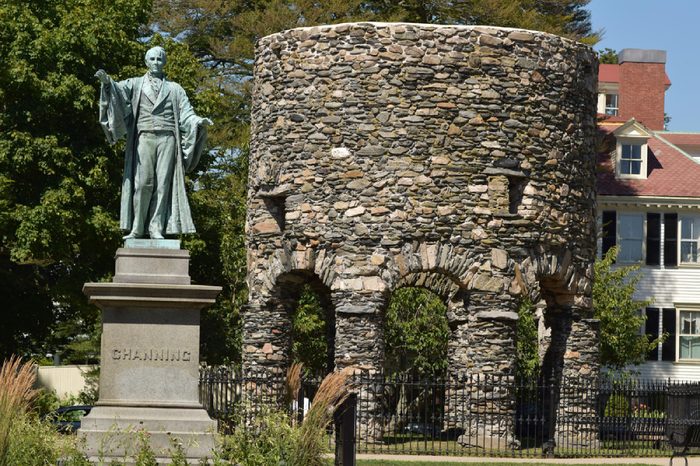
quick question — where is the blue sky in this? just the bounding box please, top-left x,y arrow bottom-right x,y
588,0 -> 699,132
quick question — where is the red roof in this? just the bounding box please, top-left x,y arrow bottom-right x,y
661,133 -> 700,146
597,127 -> 700,197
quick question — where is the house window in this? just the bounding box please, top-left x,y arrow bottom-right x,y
680,216 -> 700,264
620,144 -> 643,175
600,211 -> 678,267
618,213 -> 643,263
680,310 -> 700,360
605,94 -> 619,116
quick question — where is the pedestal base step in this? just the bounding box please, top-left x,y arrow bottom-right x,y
79,406 -> 217,462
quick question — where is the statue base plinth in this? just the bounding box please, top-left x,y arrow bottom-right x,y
79,248 -> 221,463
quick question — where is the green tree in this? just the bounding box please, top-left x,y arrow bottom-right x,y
0,0 -> 221,361
290,286 -> 329,375
373,0 -> 598,42
593,247 -> 662,369
384,287 -> 449,377
515,298 -> 539,380
598,47 -> 618,64
0,0 -> 152,359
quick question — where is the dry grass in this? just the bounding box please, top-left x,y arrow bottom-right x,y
285,362 -> 303,407
291,370 -> 353,466
0,355 -> 38,466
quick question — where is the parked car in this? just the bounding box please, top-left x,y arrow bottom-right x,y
45,405 -> 92,434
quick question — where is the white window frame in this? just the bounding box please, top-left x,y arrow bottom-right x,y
605,93 -> 619,116
617,212 -> 645,264
680,215 -> 700,265
616,136 -> 648,180
678,308 -> 700,361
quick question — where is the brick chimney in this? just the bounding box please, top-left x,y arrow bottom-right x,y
618,49 -> 670,130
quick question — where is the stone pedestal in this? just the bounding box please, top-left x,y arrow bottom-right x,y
79,243 -> 221,463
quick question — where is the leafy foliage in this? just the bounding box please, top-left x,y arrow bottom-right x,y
598,47 -> 618,64
593,247 -> 662,369
515,298 -> 540,380
220,410 -> 297,466
384,287 -> 449,377
291,286 -> 330,374
0,0 -> 152,359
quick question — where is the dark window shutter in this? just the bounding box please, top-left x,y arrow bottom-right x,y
645,307 -> 660,361
647,213 -> 661,266
662,308 -> 677,362
602,211 -> 617,256
664,213 -> 678,267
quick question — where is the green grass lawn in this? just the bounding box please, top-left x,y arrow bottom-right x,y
358,462 -> 659,466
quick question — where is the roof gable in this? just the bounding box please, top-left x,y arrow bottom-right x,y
613,119 -> 652,139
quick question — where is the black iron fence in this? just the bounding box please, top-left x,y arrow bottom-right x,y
199,367 -> 700,458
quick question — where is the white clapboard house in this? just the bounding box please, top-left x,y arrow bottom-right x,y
597,49 -> 700,380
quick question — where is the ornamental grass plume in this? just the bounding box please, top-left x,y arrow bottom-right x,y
0,355 -> 38,466
284,362 -> 303,407
290,369 -> 353,466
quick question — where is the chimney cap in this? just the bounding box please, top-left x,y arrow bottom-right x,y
619,49 -> 666,64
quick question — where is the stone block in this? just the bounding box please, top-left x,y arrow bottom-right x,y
114,247 -> 190,285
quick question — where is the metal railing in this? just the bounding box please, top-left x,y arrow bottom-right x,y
199,367 -> 700,458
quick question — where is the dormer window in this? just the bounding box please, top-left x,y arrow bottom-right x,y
613,119 -> 652,180
605,94 -> 619,116
620,143 -> 642,175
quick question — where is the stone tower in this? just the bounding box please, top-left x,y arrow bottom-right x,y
245,22 -> 599,447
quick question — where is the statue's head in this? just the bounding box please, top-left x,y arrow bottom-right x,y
145,46 -> 166,75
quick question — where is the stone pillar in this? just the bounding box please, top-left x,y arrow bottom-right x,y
333,291 -> 385,442
79,243 -> 220,463
457,291 -> 519,449
242,296 -> 294,375
444,296 -> 470,431
550,309 -> 600,449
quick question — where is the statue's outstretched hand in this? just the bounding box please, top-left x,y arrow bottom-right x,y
94,69 -> 110,85
200,118 -> 214,127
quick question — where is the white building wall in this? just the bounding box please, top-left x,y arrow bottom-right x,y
630,267 -> 700,381
634,267 -> 700,307
35,365 -> 93,399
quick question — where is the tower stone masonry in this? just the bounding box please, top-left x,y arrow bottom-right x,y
245,22 -> 600,448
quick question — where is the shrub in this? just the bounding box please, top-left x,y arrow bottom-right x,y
5,414 -> 89,466
220,369 -> 352,466
0,356 -> 89,465
289,370 -> 350,466
605,394 -> 631,417
221,409 -> 296,466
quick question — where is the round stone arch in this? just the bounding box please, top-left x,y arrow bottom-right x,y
390,269 -> 467,370
243,266 -> 336,374
515,248 -> 598,383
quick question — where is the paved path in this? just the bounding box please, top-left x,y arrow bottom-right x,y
357,453 -> 698,464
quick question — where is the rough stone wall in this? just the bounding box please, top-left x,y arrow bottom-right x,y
245,22 -> 599,445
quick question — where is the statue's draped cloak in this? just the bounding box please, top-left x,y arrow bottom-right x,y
98,75 -> 207,234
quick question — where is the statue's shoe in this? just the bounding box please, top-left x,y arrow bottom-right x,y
150,233 -> 165,240
123,232 -> 139,240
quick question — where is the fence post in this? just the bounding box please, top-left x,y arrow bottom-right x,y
335,393 -> 357,466
543,375 -> 557,458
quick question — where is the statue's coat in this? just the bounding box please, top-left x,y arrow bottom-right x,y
98,75 -> 207,234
